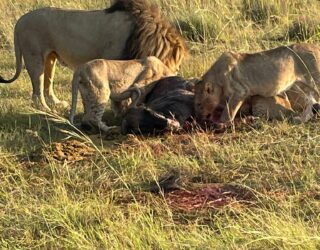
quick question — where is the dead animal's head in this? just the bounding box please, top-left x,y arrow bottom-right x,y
121,107 -> 180,135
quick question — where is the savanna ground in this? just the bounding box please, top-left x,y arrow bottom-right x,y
1,0 -> 320,249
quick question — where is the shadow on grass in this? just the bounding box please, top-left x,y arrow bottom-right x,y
0,109 -> 125,154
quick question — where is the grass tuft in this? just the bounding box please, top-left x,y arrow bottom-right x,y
1,0 -> 320,248
242,0 -> 281,24
287,18 -> 320,41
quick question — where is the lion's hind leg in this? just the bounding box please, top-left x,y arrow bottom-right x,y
291,79 -> 320,123
44,52 -> 68,110
23,50 -> 51,111
251,95 -> 295,120
293,93 -> 319,123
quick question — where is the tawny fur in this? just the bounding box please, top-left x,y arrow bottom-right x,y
0,0 -> 187,111
240,95 -> 294,120
195,43 -> 320,123
69,56 -> 174,132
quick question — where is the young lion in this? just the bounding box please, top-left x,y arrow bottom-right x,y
69,56 -> 174,132
195,43 -> 320,124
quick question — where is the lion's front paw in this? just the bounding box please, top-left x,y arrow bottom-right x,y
104,126 -> 122,140
241,115 -> 260,124
32,95 -> 52,112
213,122 -> 229,132
57,100 -> 69,109
292,116 -> 303,124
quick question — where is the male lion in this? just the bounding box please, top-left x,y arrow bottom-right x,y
69,56 -> 174,132
195,43 -> 320,124
0,0 -> 187,111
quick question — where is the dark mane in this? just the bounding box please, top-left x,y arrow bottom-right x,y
105,0 -> 188,72
105,0 -> 127,13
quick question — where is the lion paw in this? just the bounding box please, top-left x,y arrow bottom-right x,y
212,122 -> 229,132
241,115 -> 260,124
32,95 -> 52,112
46,97 -> 69,111
51,100 -> 70,112
57,100 -> 69,109
103,126 -> 122,140
292,116 -> 303,124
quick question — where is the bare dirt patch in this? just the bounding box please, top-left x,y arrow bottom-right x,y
49,140 -> 96,162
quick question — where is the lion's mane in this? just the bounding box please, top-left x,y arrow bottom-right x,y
106,0 -> 188,71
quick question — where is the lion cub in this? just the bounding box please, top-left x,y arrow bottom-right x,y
195,43 -> 320,124
69,56 -> 174,132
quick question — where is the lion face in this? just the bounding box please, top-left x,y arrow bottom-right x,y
194,79 -> 222,121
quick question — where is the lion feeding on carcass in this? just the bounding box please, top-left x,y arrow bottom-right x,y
195,43 -> 320,124
0,0 -> 187,111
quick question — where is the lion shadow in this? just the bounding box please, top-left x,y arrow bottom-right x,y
0,109 -> 127,154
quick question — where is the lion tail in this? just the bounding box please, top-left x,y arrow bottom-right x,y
69,72 -> 81,125
0,28 -> 23,84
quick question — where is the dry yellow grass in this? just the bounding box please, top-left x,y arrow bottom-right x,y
0,0 -> 320,249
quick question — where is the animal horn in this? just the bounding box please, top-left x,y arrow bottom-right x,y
110,87 -> 142,107
128,87 -> 142,107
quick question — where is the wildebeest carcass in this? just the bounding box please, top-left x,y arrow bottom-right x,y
121,76 -> 196,134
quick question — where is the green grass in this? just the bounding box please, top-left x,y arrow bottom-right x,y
1,0 -> 320,249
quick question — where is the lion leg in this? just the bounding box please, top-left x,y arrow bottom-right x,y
44,52 -> 68,109
293,94 -> 318,123
111,100 -> 130,118
290,79 -> 320,123
220,94 -> 246,123
24,52 -> 51,111
251,95 -> 295,120
82,102 -> 116,133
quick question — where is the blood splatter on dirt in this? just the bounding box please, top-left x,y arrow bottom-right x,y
164,184 -> 253,211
